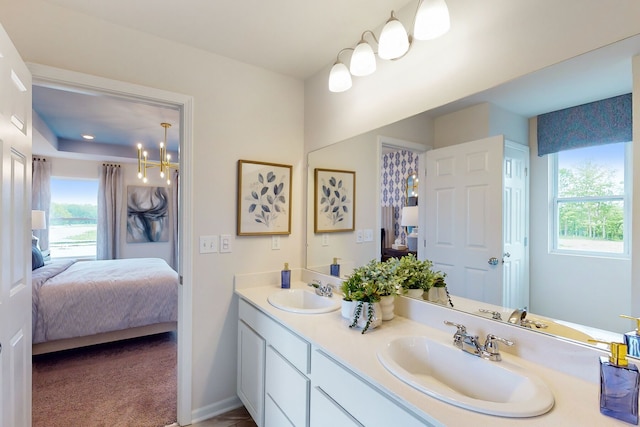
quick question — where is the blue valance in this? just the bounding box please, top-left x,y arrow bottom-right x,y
537,93 -> 632,156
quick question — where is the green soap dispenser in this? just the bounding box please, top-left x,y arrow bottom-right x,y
621,315 -> 640,358
330,258 -> 340,277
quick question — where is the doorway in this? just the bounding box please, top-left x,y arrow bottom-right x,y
29,63 -> 194,426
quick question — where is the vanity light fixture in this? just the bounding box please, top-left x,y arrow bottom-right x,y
136,122 -> 179,185
328,0 -> 451,92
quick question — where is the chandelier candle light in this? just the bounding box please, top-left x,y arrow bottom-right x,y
328,0 -> 451,92
137,122 -> 179,185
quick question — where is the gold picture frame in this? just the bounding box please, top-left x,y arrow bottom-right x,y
237,159 -> 292,236
314,168 -> 355,233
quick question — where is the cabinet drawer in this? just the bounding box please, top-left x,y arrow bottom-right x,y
239,299 -> 310,373
310,386 -> 362,427
312,349 -> 431,427
266,345 -> 309,427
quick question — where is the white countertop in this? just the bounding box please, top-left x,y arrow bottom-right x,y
235,278 -> 630,426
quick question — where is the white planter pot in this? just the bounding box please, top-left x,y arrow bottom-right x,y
427,287 -> 449,305
405,288 -> 424,299
341,300 -> 382,331
379,295 -> 395,320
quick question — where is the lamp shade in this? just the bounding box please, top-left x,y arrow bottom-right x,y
32,210 -> 46,230
400,206 -> 419,227
350,41 -> 376,76
378,12 -> 410,60
414,0 -> 451,40
328,62 -> 352,92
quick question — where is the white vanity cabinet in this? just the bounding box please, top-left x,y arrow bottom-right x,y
238,297 -> 434,427
310,349 -> 432,427
238,299 -> 311,427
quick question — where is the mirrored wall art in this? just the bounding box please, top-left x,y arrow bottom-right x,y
314,168 -> 355,233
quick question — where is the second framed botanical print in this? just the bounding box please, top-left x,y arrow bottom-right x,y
314,168 -> 355,233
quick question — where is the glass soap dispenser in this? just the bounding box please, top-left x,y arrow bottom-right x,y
330,258 -> 340,277
591,340 -> 640,425
281,263 -> 290,289
621,315 -> 640,358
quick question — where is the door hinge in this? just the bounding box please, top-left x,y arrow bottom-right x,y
179,275 -> 183,285
525,167 -> 528,177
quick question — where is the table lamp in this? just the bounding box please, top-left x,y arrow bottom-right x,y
32,210 -> 46,250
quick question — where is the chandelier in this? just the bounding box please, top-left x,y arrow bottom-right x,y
328,0 -> 450,92
137,122 -> 179,185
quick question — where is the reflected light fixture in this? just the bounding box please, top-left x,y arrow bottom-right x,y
328,0 -> 450,92
31,209 -> 46,249
137,122 -> 179,185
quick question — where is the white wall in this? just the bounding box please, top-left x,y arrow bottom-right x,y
0,0 -> 304,418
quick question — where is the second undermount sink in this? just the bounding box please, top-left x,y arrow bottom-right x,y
268,289 -> 341,314
377,336 -> 554,418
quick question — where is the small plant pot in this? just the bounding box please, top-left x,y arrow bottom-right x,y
342,300 -> 382,333
405,289 -> 424,299
379,295 -> 395,320
427,287 -> 449,305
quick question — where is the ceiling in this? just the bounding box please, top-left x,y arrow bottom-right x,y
32,1 -> 640,161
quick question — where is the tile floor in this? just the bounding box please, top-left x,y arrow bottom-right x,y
190,406 -> 257,427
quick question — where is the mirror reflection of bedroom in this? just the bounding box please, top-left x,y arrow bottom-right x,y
30,84 -> 181,427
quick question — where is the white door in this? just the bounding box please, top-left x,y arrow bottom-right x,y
502,141 -> 529,309
425,136 -> 504,305
0,24 -> 32,427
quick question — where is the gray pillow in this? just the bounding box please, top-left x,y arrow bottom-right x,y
32,246 -> 44,270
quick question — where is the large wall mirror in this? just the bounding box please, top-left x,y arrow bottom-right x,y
306,34 -> 640,352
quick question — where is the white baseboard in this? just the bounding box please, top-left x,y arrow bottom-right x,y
190,396 -> 244,424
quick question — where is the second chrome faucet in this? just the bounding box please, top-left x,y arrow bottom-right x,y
444,320 -> 514,362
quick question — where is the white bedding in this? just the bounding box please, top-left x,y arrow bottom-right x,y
32,258 -> 178,344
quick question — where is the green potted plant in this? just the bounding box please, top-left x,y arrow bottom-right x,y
392,254 -> 435,299
340,259 -> 399,332
427,272 -> 453,307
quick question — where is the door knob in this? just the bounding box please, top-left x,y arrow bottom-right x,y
488,257 -> 499,266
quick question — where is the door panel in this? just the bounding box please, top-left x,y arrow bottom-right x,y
0,22 -> 32,427
426,136 -> 504,305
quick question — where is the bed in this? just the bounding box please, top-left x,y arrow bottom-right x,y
31,257 -> 179,355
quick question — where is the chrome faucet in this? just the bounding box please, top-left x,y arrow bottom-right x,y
444,321 -> 514,361
308,280 -> 334,297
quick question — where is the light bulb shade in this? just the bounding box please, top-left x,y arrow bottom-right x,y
378,15 -> 410,60
350,41 -> 376,76
400,206 -> 419,227
32,210 -> 46,230
413,0 -> 451,40
328,62 -> 352,92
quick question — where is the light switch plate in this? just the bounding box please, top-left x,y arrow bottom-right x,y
356,229 -> 363,243
272,235 -> 281,250
220,234 -> 232,253
321,233 -> 329,246
199,235 -> 218,254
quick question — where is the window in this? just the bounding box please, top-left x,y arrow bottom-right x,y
552,142 -> 629,256
49,178 -> 98,258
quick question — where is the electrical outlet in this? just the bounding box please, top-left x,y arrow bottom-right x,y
220,234 -> 232,253
321,233 -> 329,246
272,235 -> 281,250
356,229 -> 363,243
199,235 -> 218,254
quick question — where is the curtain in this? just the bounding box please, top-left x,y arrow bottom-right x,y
32,157 -> 52,250
97,164 -> 123,260
170,170 -> 179,271
537,93 -> 632,156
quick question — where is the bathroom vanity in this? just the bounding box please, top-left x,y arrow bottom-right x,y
235,270 -> 630,426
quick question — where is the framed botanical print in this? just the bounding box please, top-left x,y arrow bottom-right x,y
237,159 -> 292,235
314,168 -> 355,233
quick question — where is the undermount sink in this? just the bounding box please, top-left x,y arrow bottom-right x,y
377,336 -> 554,418
268,289 -> 341,314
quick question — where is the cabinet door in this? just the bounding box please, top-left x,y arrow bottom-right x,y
265,395 -> 295,427
310,387 -> 362,427
237,321 -> 265,426
265,345 -> 309,427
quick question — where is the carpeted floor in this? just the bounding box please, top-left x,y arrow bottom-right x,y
32,332 -> 177,427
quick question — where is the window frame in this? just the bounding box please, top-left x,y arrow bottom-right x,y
550,142 -> 631,259
49,176 -> 99,260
